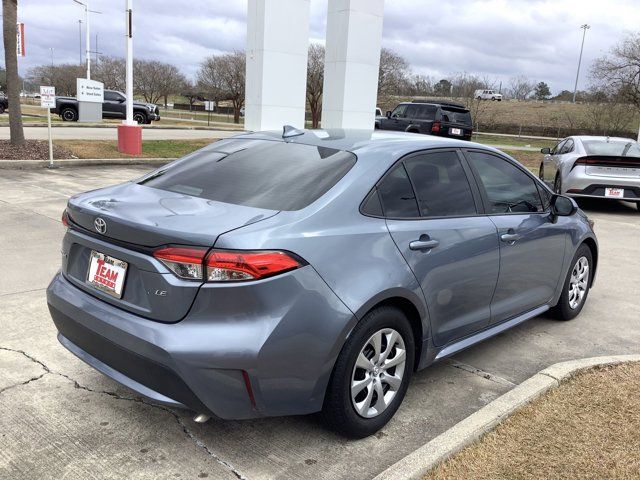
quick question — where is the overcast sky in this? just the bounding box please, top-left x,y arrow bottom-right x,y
3,0 -> 639,94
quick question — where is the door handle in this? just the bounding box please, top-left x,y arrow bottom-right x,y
500,229 -> 521,244
409,235 -> 439,251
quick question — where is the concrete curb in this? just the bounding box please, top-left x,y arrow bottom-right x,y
373,355 -> 640,480
0,122 -> 245,132
0,158 -> 175,170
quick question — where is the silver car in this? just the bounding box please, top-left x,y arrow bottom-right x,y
48,129 -> 597,438
539,135 -> 640,211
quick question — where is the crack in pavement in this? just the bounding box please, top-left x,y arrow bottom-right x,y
0,346 -> 248,480
445,359 -> 517,387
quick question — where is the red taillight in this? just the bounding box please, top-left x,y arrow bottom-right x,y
242,370 -> 257,410
153,247 -> 207,280
61,209 -> 70,227
431,121 -> 441,133
205,250 -> 301,282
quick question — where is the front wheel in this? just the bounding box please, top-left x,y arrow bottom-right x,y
133,112 -> 148,125
0,105 -> 5,114
551,244 -> 593,320
322,306 -> 415,438
553,174 -> 562,194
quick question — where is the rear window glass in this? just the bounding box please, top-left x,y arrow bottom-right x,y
583,140 -> 640,157
440,108 -> 471,124
140,140 -> 357,211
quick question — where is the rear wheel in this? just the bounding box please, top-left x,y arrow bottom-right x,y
61,107 -> 78,122
0,104 -> 5,114
551,244 -> 592,320
322,306 -> 415,438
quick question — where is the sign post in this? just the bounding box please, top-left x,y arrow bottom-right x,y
40,86 -> 56,168
204,101 -> 215,126
76,78 -> 104,122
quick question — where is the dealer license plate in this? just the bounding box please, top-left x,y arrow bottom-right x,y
449,128 -> 462,136
86,251 -> 128,298
604,188 -> 624,198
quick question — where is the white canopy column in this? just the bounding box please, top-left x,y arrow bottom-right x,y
245,0 -> 310,131
321,0 -> 385,129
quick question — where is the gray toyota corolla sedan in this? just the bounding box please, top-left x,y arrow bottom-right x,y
47,129 -> 598,438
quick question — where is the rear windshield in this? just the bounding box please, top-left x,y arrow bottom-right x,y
583,140 -> 640,157
139,139 -> 357,211
440,108 -> 471,124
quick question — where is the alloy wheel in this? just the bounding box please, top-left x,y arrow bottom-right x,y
350,328 -> 407,419
568,256 -> 589,310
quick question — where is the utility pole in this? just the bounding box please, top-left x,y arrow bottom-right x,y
572,24 -> 590,104
73,0 -> 102,79
78,20 -> 83,65
125,0 -> 134,125
50,48 -> 54,67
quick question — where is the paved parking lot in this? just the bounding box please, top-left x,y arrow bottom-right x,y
1,165 -> 638,480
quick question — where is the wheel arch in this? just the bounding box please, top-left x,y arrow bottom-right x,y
581,236 -> 598,287
353,291 -> 429,371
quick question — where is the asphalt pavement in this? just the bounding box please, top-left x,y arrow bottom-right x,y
0,165 -> 638,480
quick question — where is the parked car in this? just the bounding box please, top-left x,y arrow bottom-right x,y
540,136 -> 640,212
377,100 -> 473,140
474,89 -> 503,101
48,129 -> 597,438
51,90 -> 160,124
0,92 -> 7,114
375,107 -> 383,117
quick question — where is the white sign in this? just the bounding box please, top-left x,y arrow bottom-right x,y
204,101 -> 216,112
40,86 -> 56,108
77,78 -> 104,103
16,23 -> 25,57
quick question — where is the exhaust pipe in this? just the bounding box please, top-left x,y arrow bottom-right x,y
192,413 -> 211,424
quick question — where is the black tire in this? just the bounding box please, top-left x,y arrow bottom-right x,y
133,112 -> 147,125
322,306 -> 415,438
551,244 -> 593,321
476,96 -> 482,100
0,105 -> 5,114
61,107 -> 78,122
553,174 -> 562,194
636,202 -> 640,213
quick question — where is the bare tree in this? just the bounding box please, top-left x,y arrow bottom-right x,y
93,56 -> 125,91
377,48 -> 410,103
133,60 -> 166,104
29,64 -> 84,96
449,73 -> 487,99
306,44 -> 324,128
508,75 -> 536,100
2,0 -> 24,145
197,51 -> 245,123
591,33 -> 640,110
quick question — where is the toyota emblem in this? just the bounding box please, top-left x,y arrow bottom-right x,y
94,217 -> 107,234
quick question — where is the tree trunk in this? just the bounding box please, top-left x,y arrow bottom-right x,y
2,0 -> 25,145
233,100 -> 241,124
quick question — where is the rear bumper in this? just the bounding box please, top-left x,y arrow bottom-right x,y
564,172 -> 640,201
47,268 -> 355,419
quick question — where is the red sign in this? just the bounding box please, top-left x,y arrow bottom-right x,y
16,23 -> 25,57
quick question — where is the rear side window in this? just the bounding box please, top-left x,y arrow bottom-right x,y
404,151 -> 476,217
468,151 -> 543,214
140,140 -> 356,211
440,108 -> 471,125
415,104 -> 437,120
377,164 -> 420,218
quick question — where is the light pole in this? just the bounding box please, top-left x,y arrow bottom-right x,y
572,24 -> 590,104
72,0 -> 102,79
50,48 -> 54,67
78,19 -> 83,65
125,0 -> 134,125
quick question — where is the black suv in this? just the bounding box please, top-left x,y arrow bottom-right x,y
376,100 -> 473,140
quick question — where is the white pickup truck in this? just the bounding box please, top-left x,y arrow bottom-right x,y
474,89 -> 503,101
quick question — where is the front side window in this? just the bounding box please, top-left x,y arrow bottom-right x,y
377,164 -> 420,218
140,140 -> 356,211
404,151 -> 476,217
468,151 -> 544,214
551,139 -> 566,155
391,105 -> 408,118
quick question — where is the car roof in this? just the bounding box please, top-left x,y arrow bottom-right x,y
570,135 -> 636,143
231,129 -> 496,158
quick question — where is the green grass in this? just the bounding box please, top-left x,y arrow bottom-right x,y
57,139 -> 214,159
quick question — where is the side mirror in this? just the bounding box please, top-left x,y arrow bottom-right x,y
540,147 -> 551,154
386,111 -> 392,118
551,195 -> 577,217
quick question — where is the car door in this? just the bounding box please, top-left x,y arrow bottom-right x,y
383,104 -> 410,131
465,149 -> 568,324
379,150 -> 500,346
103,91 -> 124,118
